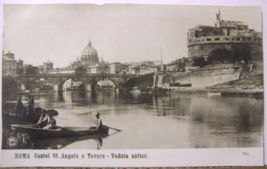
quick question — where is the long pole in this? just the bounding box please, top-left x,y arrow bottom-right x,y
107,126 -> 121,132
160,46 -> 163,66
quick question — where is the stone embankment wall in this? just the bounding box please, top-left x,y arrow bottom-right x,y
206,62 -> 263,93
160,67 -> 239,88
157,62 -> 263,89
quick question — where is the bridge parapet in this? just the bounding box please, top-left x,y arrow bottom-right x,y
15,73 -> 137,78
13,73 -> 137,92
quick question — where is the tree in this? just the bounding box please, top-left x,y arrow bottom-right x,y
24,78 -> 37,90
2,76 -> 18,101
25,65 -> 38,75
208,44 -> 251,64
132,66 -> 140,75
192,57 -> 209,68
208,47 -> 232,63
16,67 -> 24,75
231,44 -> 251,64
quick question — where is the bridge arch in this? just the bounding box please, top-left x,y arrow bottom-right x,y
14,77 -> 39,91
13,78 -> 25,90
59,77 -> 88,92
93,77 -> 119,91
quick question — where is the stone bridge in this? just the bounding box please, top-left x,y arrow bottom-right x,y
13,73 -> 136,92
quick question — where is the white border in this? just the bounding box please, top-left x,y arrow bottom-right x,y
0,0 -> 266,167
1,148 -> 263,167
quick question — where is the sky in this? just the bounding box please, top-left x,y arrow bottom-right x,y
2,3 -> 262,68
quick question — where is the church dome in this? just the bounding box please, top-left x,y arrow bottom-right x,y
80,40 -> 99,66
74,57 -> 81,64
45,60 -> 53,64
71,57 -> 82,68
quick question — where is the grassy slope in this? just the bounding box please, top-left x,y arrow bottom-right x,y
207,74 -> 263,92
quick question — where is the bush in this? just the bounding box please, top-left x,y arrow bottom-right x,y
192,57 -> 209,68
208,44 -> 252,64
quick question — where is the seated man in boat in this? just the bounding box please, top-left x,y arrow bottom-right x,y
34,111 -> 47,128
35,113 -> 57,129
43,114 -> 57,129
95,112 -> 103,130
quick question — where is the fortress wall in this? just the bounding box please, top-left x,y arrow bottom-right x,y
188,42 -> 263,61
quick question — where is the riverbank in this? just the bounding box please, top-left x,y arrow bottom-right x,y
206,73 -> 263,94
162,73 -> 263,95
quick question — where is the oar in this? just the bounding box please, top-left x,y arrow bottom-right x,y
107,126 -> 122,132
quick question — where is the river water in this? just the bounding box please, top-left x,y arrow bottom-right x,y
5,91 -> 264,150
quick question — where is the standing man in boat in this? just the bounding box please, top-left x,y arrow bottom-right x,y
31,96 -> 35,109
27,95 -> 34,115
15,96 -> 24,116
95,112 -> 103,130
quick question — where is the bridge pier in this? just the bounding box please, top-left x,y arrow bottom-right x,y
86,84 -> 92,92
53,84 -> 59,92
21,84 -> 26,90
53,84 -> 63,92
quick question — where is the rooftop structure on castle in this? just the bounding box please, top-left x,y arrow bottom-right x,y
187,11 -> 262,60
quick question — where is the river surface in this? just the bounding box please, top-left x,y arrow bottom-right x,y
5,91 -> 264,150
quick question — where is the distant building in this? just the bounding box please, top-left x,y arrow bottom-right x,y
166,62 -> 178,71
16,59 -> 24,75
70,57 -> 83,69
187,11 -> 263,60
44,60 -> 53,71
38,65 -> 44,74
2,51 -> 17,76
109,62 -> 121,74
3,51 -> 15,60
139,67 -> 158,75
160,64 -> 167,71
166,57 -> 191,72
90,62 -> 110,74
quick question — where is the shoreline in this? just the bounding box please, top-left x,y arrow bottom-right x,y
163,86 -> 263,95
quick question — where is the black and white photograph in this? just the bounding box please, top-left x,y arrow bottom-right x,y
0,1 -> 265,167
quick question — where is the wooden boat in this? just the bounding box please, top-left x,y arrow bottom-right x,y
207,92 -> 221,96
10,124 -> 109,139
16,90 -> 31,94
179,83 -> 192,87
151,87 -> 168,94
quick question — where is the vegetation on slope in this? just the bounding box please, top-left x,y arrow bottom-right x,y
124,73 -> 154,91
207,74 -> 263,92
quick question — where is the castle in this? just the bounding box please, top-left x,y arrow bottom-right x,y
187,11 -> 263,61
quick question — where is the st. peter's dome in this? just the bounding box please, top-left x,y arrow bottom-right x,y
80,39 -> 99,66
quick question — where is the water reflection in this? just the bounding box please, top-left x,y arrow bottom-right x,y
6,133 -> 110,150
3,91 -> 263,149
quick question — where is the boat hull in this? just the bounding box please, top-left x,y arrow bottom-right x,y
11,124 -> 109,139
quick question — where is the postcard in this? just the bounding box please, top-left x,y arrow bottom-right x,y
0,1 -> 265,167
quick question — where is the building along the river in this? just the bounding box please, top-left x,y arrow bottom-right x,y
187,11 -> 262,61
2,51 -> 20,77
